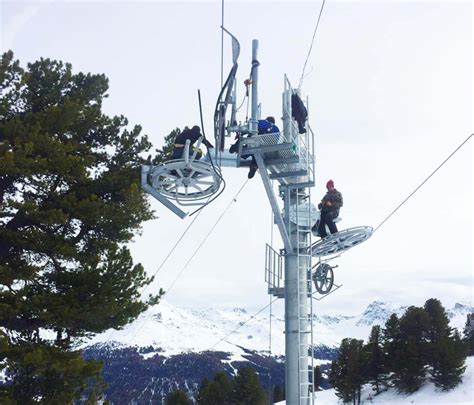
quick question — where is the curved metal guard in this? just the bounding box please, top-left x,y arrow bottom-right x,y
310,226 -> 373,257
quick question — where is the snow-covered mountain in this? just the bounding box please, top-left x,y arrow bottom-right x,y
82,300 -> 472,402
85,299 -> 473,356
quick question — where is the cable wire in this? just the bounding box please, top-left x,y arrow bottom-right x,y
118,178 -> 249,345
374,133 -> 473,232
166,178 -> 248,293
298,0 -> 327,89
209,297 -> 279,351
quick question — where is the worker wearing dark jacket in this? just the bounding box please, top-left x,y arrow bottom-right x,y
172,125 -> 214,160
315,179 -> 343,238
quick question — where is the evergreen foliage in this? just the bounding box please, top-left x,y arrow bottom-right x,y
0,51 -> 162,401
196,368 -> 266,405
197,372 -> 232,405
393,306 -> 430,393
313,365 -> 323,391
165,389 -> 190,405
381,313 -> 400,377
463,313 -> 474,356
330,299 -> 469,401
272,384 -> 285,402
329,338 -> 365,404
363,325 -> 384,394
430,330 -> 468,390
232,367 -> 267,405
152,128 -> 180,164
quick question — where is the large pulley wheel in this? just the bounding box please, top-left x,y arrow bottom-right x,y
310,226 -> 373,257
312,263 -> 334,294
149,159 -> 221,204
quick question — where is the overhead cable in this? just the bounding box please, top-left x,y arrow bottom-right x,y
166,178 -> 249,293
115,178 -> 249,345
209,297 -> 279,351
374,133 -> 473,232
298,0 -> 327,89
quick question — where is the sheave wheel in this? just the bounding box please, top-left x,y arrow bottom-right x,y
149,159 -> 221,203
312,263 -> 334,295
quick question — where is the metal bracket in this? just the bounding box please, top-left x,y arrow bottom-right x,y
312,283 -> 343,301
254,152 -> 293,252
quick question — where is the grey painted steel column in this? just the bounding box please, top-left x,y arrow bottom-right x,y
285,189 -> 309,404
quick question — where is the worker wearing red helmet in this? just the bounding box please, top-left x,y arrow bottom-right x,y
314,179 -> 344,238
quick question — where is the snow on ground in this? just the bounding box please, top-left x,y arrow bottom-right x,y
276,356 -> 474,404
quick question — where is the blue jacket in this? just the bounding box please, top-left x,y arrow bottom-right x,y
258,119 -> 279,135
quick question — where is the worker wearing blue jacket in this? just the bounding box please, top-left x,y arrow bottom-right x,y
229,116 -> 280,178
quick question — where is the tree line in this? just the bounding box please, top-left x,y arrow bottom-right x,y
329,298 -> 471,404
164,367 -> 272,405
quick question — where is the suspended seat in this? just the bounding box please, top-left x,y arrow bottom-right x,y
141,139 -> 222,218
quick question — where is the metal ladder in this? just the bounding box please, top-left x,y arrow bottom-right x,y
295,169 -> 315,405
257,75 -> 316,404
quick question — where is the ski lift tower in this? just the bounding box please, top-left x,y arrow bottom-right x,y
141,33 -> 372,404
244,40 -> 316,404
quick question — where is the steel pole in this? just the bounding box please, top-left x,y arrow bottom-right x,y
250,39 -> 258,136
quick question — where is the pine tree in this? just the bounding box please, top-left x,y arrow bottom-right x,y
197,372 -> 233,405
424,299 -> 451,340
430,330 -> 468,390
463,313 -> 474,356
165,389 -> 190,405
231,367 -> 267,405
0,51 -> 161,401
272,384 -> 285,402
152,128 -> 181,164
313,365 -> 323,391
364,325 -> 385,394
393,306 -> 430,393
329,338 -> 365,404
381,313 -> 400,386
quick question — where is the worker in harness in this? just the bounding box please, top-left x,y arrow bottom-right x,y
228,116 -> 280,178
172,126 -> 214,160
313,179 -> 343,238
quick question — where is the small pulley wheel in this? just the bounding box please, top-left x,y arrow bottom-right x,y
312,263 -> 334,295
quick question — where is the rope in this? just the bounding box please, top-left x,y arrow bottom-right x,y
374,133 -> 473,232
188,89 -> 227,217
298,0 -> 327,89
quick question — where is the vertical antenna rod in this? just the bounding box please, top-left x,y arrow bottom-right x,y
220,0 -> 224,87
250,39 -> 259,136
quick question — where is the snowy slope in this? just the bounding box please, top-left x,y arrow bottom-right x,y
277,356 -> 474,404
85,300 -> 473,358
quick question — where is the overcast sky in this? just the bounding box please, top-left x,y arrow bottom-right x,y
2,1 -> 472,318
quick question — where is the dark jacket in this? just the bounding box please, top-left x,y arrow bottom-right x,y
318,189 -> 343,215
291,93 -> 308,134
174,127 -> 213,149
173,127 -> 213,159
